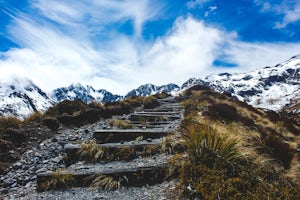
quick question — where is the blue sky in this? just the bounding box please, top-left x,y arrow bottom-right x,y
0,0 -> 299,94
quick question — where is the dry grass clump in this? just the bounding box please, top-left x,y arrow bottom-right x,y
143,96 -> 160,109
79,140 -> 104,162
109,119 -> 133,129
161,135 -> 185,154
0,116 -> 21,134
40,170 -> 75,191
23,111 -> 43,124
183,123 -> 241,163
85,174 -> 126,190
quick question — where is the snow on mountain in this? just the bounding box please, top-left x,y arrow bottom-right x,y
181,56 -> 300,112
125,83 -> 180,98
51,83 -> 122,103
1,56 -> 298,119
0,77 -> 54,119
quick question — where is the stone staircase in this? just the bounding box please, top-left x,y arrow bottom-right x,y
36,97 -> 183,192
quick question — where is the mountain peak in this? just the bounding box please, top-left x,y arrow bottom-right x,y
181,56 -> 300,112
125,83 -> 179,98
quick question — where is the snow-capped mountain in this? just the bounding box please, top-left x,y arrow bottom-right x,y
125,83 -> 180,98
182,56 -> 300,112
52,83 -> 122,103
0,77 -> 54,119
1,56 -> 299,119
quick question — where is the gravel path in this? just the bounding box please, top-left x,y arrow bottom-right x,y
17,181 -> 178,200
0,116 -> 181,200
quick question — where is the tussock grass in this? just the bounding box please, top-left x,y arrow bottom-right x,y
183,123 -> 241,163
40,170 -> 75,191
79,140 -> 104,162
109,119 -> 133,129
86,174 -> 126,190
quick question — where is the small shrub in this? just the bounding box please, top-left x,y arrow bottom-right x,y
207,103 -> 239,122
88,101 -> 104,109
45,99 -> 87,116
154,92 -> 169,99
1,128 -> 27,147
161,135 -> 184,154
262,135 -> 293,169
0,117 -> 21,133
23,111 -> 43,124
143,96 -> 160,109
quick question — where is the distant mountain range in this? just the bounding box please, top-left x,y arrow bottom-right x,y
0,56 -> 299,118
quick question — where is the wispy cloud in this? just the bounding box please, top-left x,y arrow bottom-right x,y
255,0 -> 300,29
186,0 -> 211,9
0,1 -> 299,95
31,0 -> 162,37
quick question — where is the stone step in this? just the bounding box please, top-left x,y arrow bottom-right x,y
129,114 -> 181,122
37,161 -> 168,192
134,111 -> 181,115
64,140 -> 162,165
141,107 -> 182,112
128,120 -> 175,125
93,129 -> 171,143
160,104 -> 183,108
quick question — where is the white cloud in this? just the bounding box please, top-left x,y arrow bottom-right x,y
31,0 -> 162,37
0,1 -> 299,95
187,0 -> 211,9
275,3 -> 300,29
255,0 -> 300,29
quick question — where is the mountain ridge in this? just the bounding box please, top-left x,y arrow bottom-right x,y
0,56 -> 299,118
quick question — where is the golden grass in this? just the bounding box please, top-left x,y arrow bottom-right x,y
109,119 -> 133,129
79,140 -> 104,162
40,170 -> 75,191
85,174 -> 125,190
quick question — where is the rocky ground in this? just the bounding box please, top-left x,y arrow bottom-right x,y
0,115 -> 180,200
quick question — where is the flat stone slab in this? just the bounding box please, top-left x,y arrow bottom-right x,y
129,114 -> 181,122
128,121 -> 175,124
134,111 -> 181,115
93,129 -> 171,143
37,163 -> 168,191
64,140 -> 162,165
142,107 -> 183,112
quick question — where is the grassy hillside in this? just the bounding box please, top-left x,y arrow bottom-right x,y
171,87 -> 300,199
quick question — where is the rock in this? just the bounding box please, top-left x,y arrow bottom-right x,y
0,188 -> 9,194
36,168 -> 47,173
42,160 -> 49,164
13,162 -> 22,170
